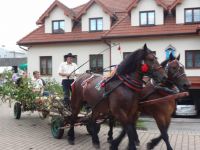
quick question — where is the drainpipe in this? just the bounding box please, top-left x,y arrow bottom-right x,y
104,40 -> 112,73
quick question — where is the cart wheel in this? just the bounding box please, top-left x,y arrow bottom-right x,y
14,102 -> 21,119
86,122 -> 101,135
51,116 -> 64,139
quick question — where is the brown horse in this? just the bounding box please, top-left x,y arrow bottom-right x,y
107,53 -> 190,150
67,44 -> 167,150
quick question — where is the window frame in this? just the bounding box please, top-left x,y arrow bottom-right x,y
40,56 -> 52,76
89,54 -> 103,74
52,20 -> 65,34
89,17 -> 103,32
184,8 -> 200,24
185,50 -> 200,69
139,11 -> 155,26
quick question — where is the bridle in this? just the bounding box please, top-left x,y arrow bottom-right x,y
166,60 -> 186,80
145,55 -> 163,78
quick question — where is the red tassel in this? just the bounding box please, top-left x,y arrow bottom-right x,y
100,82 -> 106,88
141,64 -> 149,73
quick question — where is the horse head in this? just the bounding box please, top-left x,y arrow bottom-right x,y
161,53 -> 191,91
116,44 -> 167,83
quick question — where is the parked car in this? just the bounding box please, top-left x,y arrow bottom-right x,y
175,96 -> 197,117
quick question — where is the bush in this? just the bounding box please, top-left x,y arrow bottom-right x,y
0,71 -> 63,111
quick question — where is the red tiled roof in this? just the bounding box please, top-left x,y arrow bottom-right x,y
72,3 -> 88,15
76,0 -> 116,19
127,0 -> 182,12
17,25 -> 107,45
97,0 -> 133,12
168,0 -> 182,10
127,0 -> 167,12
36,0 -> 76,25
103,14 -> 200,38
18,0 -> 199,46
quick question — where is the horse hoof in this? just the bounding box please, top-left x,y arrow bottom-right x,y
93,143 -> 100,149
147,142 -> 153,150
109,145 -> 118,150
135,141 -> 140,146
68,139 -> 75,145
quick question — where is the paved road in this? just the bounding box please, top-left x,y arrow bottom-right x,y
0,103 -> 200,150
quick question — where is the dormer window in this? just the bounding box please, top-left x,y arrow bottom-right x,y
185,8 -> 200,23
140,11 -> 155,26
52,20 -> 65,34
89,18 -> 103,32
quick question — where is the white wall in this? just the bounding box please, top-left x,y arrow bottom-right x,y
82,3 -> 111,31
27,42 -> 110,82
176,0 -> 200,24
45,6 -> 72,33
111,35 -> 200,77
131,0 -> 164,26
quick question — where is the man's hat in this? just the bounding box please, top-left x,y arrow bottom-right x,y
64,53 -> 75,59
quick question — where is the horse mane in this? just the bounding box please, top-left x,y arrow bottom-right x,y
116,48 -> 151,75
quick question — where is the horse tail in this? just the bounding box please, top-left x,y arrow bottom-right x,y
71,80 -> 76,97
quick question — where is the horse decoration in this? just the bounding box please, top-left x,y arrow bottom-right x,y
107,53 -> 190,150
67,44 -> 167,150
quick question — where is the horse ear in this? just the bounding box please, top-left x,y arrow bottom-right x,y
169,52 -> 174,60
177,54 -> 180,61
161,60 -> 168,68
143,43 -> 148,51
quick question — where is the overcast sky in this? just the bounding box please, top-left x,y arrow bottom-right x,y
0,0 -> 89,51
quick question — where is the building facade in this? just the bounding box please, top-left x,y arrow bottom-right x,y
18,0 -> 200,87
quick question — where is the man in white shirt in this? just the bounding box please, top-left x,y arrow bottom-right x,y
58,53 -> 79,107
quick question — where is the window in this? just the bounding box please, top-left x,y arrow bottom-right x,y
52,20 -> 65,33
89,18 -> 103,31
185,8 -> 200,23
40,56 -> 52,75
90,54 -> 103,73
185,51 -> 200,68
140,11 -> 155,26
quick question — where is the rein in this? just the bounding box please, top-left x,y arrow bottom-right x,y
117,75 -> 143,92
139,92 -> 189,105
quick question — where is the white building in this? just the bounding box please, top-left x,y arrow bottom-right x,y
18,0 -> 200,88
0,47 -> 27,58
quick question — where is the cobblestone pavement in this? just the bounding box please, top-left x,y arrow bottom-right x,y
0,103 -> 200,150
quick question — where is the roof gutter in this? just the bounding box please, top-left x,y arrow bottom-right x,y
103,32 -> 198,39
17,38 -> 103,47
18,45 -> 31,51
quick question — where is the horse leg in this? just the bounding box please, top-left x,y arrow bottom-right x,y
107,115 -> 115,143
159,117 -> 172,150
133,112 -> 140,146
125,124 -> 137,150
147,115 -> 172,150
89,112 -> 100,149
67,94 -> 82,145
110,128 -> 126,150
110,109 -> 137,150
68,118 -> 75,145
